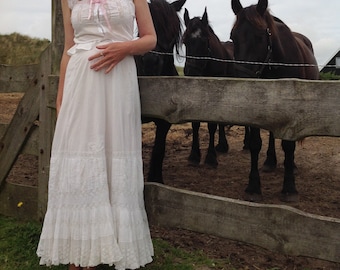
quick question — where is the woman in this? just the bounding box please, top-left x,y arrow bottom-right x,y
36,0 -> 157,269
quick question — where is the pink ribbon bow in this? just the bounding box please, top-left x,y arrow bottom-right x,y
88,0 -> 112,32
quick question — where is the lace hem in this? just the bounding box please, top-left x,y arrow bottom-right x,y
37,206 -> 154,268
37,237 -> 153,268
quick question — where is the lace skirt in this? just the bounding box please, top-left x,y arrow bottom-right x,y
36,50 -> 153,269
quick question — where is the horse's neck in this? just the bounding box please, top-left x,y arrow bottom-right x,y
210,39 -> 233,61
161,54 -> 178,76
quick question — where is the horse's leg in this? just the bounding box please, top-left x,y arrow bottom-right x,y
188,121 -> 201,166
147,119 -> 171,183
281,140 -> 299,202
204,122 -> 218,168
245,126 -> 263,202
243,125 -> 250,150
262,131 -> 277,172
215,124 -> 229,153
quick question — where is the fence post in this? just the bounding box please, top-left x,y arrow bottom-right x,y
51,0 -> 64,75
37,0 -> 63,220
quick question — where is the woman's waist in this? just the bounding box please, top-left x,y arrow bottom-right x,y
67,38 -> 127,56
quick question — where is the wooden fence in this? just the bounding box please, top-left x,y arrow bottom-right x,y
0,0 -> 339,263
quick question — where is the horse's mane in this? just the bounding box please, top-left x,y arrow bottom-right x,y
149,0 -> 182,51
183,16 -> 221,44
233,5 -> 278,35
207,24 -> 222,43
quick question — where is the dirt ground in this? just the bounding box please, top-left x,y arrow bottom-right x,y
1,93 -> 339,269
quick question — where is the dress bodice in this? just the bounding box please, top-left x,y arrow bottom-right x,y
67,0 -> 136,54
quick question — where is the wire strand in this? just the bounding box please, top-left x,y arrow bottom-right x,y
149,50 -> 338,69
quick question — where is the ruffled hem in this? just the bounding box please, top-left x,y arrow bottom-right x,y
37,206 -> 153,268
37,205 -> 121,267
38,239 -> 153,269
38,238 -> 153,269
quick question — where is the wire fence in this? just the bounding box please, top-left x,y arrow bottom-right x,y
149,50 -> 339,70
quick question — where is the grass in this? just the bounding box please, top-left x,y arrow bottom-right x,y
319,71 -> 340,80
0,33 -> 50,65
0,215 -> 63,270
0,215 -> 230,270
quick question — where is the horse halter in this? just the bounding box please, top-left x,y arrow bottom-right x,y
257,28 -> 273,77
235,27 -> 273,78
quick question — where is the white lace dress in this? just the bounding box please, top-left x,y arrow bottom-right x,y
36,0 -> 153,268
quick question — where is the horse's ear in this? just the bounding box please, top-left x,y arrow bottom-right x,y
256,0 -> 268,16
231,0 -> 243,15
171,0 -> 186,12
202,7 -> 208,25
184,8 -> 190,26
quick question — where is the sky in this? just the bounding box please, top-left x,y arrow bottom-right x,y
0,0 -> 339,68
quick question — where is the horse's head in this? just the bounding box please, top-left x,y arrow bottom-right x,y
136,0 -> 186,76
183,8 -> 212,76
230,0 -> 275,77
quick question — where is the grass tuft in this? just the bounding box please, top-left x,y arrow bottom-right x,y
0,215 -> 227,270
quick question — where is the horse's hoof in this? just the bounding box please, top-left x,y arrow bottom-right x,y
204,161 -> 218,169
280,192 -> 299,203
204,158 -> 218,168
215,144 -> 229,153
188,158 -> 200,167
261,163 -> 276,173
188,153 -> 201,167
244,192 -> 263,202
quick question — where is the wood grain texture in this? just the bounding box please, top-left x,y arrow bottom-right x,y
139,76 -> 340,140
0,64 -> 38,93
145,183 -> 340,263
0,77 -> 40,188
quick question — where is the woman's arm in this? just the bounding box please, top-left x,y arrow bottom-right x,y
89,0 -> 157,73
129,0 -> 158,55
57,0 -> 75,115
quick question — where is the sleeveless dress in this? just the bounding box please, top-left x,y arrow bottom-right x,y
36,0 -> 154,268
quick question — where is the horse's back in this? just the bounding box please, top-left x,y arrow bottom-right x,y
274,21 -> 319,80
293,32 -> 314,53
293,32 -> 320,80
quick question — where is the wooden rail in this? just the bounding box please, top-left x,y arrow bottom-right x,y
0,46 -> 52,190
138,76 -> 340,140
46,76 -> 340,142
0,64 -> 38,93
145,183 -> 340,263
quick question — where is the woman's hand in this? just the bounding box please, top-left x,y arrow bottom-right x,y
88,0 -> 156,74
88,42 -> 130,73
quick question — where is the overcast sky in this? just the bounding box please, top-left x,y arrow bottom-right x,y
0,0 -> 339,67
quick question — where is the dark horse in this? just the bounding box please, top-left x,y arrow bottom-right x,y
183,8 -> 244,167
135,0 -> 186,183
230,0 -> 319,202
